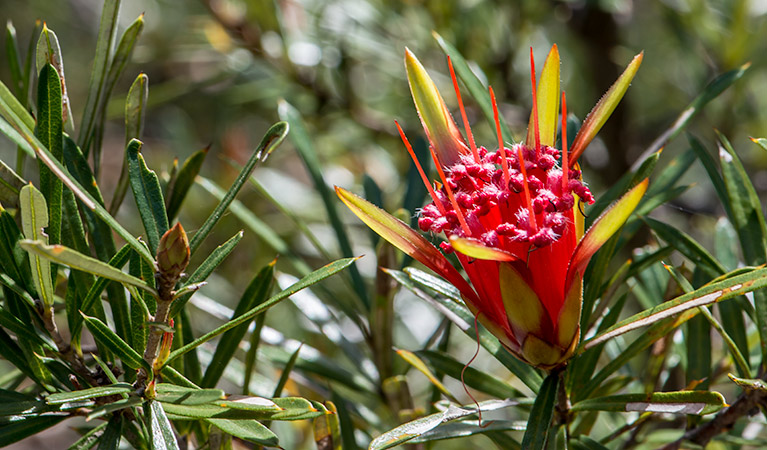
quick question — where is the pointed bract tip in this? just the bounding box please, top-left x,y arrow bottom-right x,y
405,48 -> 468,166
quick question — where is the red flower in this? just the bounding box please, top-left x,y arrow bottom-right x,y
337,45 -> 647,369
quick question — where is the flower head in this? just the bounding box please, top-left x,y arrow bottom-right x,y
337,45 -> 647,369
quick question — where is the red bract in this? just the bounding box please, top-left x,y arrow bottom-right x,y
337,45 -> 647,369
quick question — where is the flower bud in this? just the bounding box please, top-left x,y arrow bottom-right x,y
156,223 -> 190,290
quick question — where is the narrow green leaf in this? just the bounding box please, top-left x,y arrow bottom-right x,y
0,305 -> 55,350
35,63 -> 64,259
636,63 -> 750,166
166,146 -> 208,221
165,257 -> 356,364
714,219 -> 750,361
170,231 -> 243,317
0,415 -> 64,447
86,397 -> 143,422
161,396 -> 323,421
432,32 -> 513,143
718,133 -> 767,364
83,313 -> 151,371
644,218 -> 726,277
369,399 -> 518,450
103,14 -> 144,111
36,26 -> 73,132
279,101 -> 370,309
97,414 -> 123,450
110,72 -> 149,215
188,121 -> 288,255
155,384 -> 224,405
571,391 -> 725,415
0,159 -> 25,208
46,383 -> 133,405
582,267 -> 767,351
207,418 -> 278,447
521,372 -> 559,450
273,344 -> 302,397
201,262 -> 274,388
67,422 -> 108,450
19,184 -> 54,307
5,22 -> 24,100
19,240 -> 156,296
127,138 -> 169,254
78,0 -> 121,151
145,400 -> 180,450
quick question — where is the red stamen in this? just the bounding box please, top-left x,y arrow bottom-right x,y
529,48 -> 541,158
561,91 -> 569,192
517,146 -> 537,233
428,145 -> 472,236
489,87 -> 510,189
396,121 -> 446,215
448,56 -> 480,163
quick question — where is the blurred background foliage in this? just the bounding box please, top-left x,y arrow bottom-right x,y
2,0 -> 767,448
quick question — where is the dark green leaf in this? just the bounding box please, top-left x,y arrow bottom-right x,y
86,397 -> 143,422
83,313 -> 151,371
272,343 -> 301,397
145,400 -> 180,450
521,372 -> 558,450
110,73 -> 149,215
165,257 -> 356,364
207,418 -> 278,446
35,63 -> 64,255
718,132 -> 767,364
188,121 -> 288,255
46,383 -> 133,405
127,139 -> 169,255
77,0 -> 120,151
166,146 -> 208,221
155,384 -> 224,405
96,414 -> 123,450
644,217 -> 725,277
0,415 -> 64,447
571,390 -> 725,415
67,422 -> 108,450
